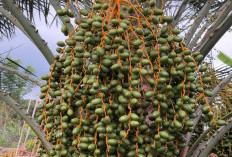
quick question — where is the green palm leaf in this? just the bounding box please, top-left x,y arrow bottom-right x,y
217,52 -> 232,66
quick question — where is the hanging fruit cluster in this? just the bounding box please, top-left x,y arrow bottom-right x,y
37,0 -> 217,156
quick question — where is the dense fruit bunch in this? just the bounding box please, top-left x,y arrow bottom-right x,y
38,0 -> 216,156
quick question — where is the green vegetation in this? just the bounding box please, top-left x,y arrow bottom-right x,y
0,57 -> 36,148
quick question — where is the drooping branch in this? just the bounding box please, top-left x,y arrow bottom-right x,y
0,66 -> 42,86
192,117 -> 232,157
190,0 -> 232,50
188,22 -> 211,49
197,0 -> 232,48
171,0 -> 191,27
187,112 -> 232,157
199,14 -> 232,62
2,0 -> 54,65
50,0 -> 74,32
0,90 -> 52,155
184,0 -> 216,45
196,0 -> 232,61
0,7 -> 34,43
181,72 -> 232,157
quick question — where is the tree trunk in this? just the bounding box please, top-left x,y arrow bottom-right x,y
0,90 -> 52,155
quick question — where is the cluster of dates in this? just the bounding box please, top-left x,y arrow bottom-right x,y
37,0 -> 216,156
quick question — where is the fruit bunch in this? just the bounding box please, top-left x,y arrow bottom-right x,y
37,0 -> 216,156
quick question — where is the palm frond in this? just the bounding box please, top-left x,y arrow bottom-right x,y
13,0 -> 50,22
0,13 -> 15,39
0,0 -> 50,39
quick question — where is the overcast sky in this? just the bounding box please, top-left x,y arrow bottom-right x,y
0,7 -> 231,80
0,7 -> 64,79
